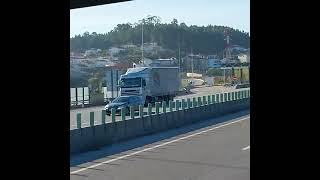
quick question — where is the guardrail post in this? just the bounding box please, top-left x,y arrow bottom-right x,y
121,107 -> 126,121
212,94 -> 216,103
198,97 -> 202,106
162,101 -> 166,113
220,93 -> 224,102
90,112 -> 94,127
101,110 -> 106,124
203,96 -> 207,105
111,108 -> 116,123
224,93 -> 228,102
193,97 -> 197,107
187,98 -> 191,109
231,92 -> 235,101
228,92 -> 231,101
169,100 -> 173,112
130,105 -> 135,119
76,113 -> 81,129
155,102 -> 160,114
148,103 -> 152,116
216,94 -> 220,103
139,104 -> 144,117
181,99 -> 185,110
175,99 -> 180,111
207,95 -> 211,104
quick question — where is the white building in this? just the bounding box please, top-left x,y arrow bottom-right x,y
84,48 -> 101,57
108,47 -> 125,56
134,58 -> 176,67
120,44 -> 137,49
238,53 -> 250,63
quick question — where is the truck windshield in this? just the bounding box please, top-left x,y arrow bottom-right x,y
120,78 -> 142,88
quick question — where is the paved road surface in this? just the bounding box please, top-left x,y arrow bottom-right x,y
70,86 -> 239,129
70,112 -> 250,180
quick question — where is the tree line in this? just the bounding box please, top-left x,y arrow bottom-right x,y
70,16 -> 250,56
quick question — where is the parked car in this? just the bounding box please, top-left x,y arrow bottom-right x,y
104,95 -> 143,116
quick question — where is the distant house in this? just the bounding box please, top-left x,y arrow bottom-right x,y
108,47 -> 125,56
120,44 -> 137,49
238,53 -> 250,63
145,58 -> 176,67
134,58 -> 176,67
84,48 -> 101,57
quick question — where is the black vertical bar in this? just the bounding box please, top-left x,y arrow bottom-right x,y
111,70 -> 113,98
116,70 -> 119,97
75,88 -> 78,106
248,65 -> 250,83
240,68 -> 243,84
88,86 -> 90,104
232,67 -> 235,85
224,69 -> 226,84
82,87 -> 85,105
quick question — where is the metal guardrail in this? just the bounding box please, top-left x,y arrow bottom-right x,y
72,88 -> 250,129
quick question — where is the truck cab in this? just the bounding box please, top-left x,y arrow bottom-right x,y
119,67 -> 148,103
119,66 -> 179,105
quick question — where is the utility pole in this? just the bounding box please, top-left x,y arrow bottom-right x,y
141,19 -> 144,64
191,48 -> 194,78
179,42 -> 181,73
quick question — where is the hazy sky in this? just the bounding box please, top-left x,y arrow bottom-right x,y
70,0 -> 250,37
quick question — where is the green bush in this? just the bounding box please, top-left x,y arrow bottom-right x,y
206,68 -> 223,76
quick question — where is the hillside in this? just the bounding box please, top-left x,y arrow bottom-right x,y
70,16 -> 250,56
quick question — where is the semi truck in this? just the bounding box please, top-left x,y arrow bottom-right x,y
119,66 -> 180,105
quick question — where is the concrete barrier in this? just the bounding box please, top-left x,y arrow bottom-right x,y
142,115 -> 152,133
113,120 -> 126,142
70,95 -> 250,154
153,110 -> 167,132
166,111 -> 175,128
94,124 -> 108,147
70,128 -> 83,153
175,110 -> 185,127
190,106 -> 199,123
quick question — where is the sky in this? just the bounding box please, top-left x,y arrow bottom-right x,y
70,0 -> 250,37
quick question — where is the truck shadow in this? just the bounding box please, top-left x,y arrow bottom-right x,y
70,110 -> 249,167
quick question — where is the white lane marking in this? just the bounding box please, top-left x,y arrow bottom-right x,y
242,146 -> 250,151
70,116 -> 250,175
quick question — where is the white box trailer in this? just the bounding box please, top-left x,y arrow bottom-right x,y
119,66 -> 180,104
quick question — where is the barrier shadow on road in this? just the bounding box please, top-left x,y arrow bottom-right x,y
70,109 -> 249,167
